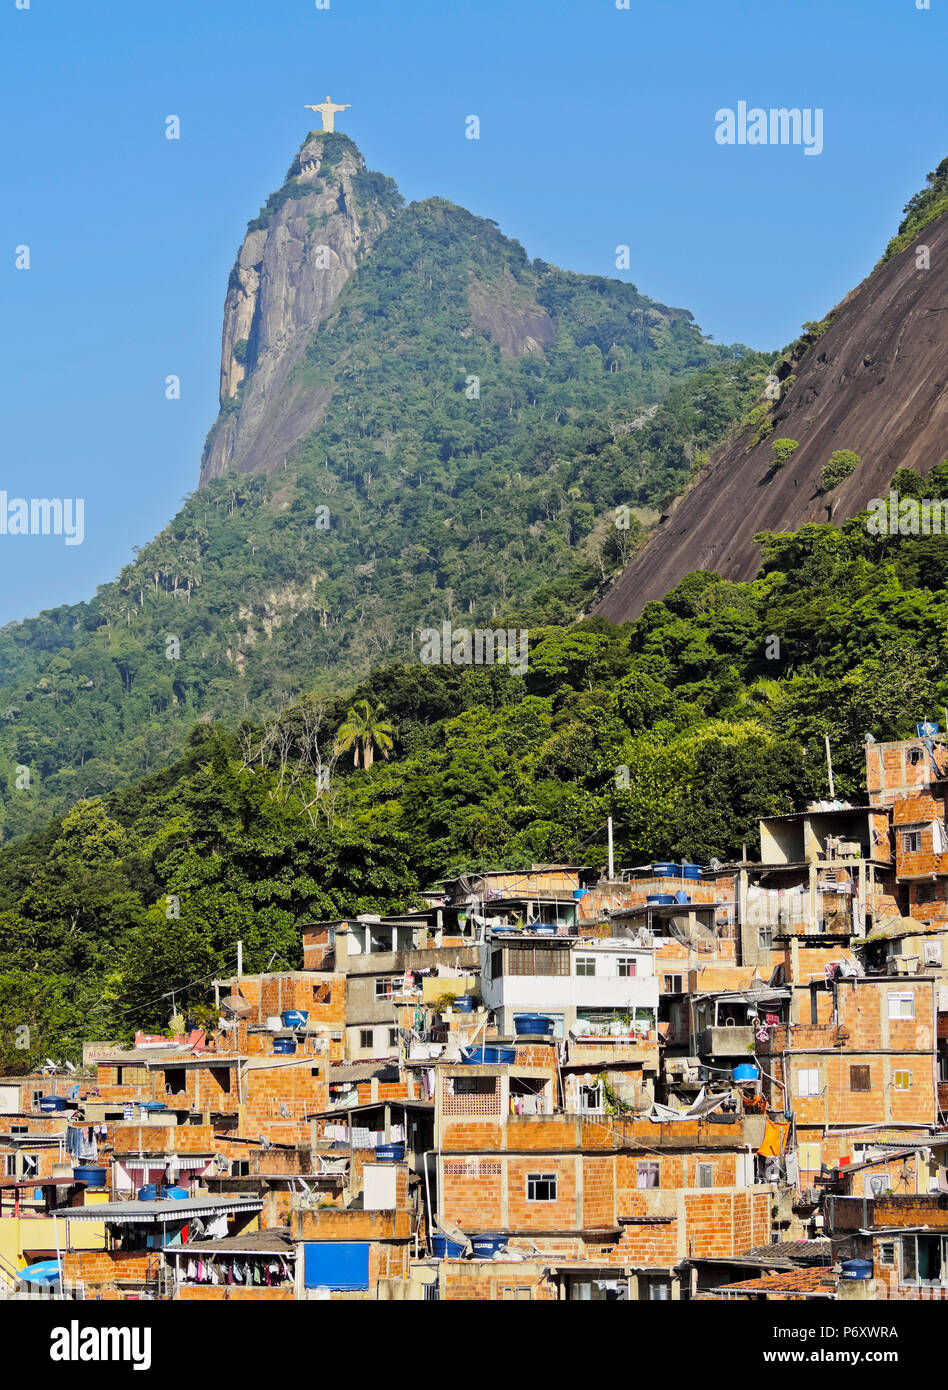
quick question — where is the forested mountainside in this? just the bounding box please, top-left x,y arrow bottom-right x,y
595,157 -> 948,621
0,130 -> 764,843
3,481 -> 948,1066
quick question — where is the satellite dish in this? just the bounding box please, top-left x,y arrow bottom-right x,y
865,733 -> 876,744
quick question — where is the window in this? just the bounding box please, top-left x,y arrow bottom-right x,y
2,1156 -> 14,1177
696,1163 -> 713,1189
22,1154 -> 38,1177
575,956 -> 596,977
878,1241 -> 895,1268
924,940 -> 944,966
917,882 -> 938,905
797,1067 -> 820,1097
636,1161 -> 660,1190
359,1029 -> 374,1049
798,1142 -> 821,1174
663,974 -> 683,994
570,1278 -> 628,1301
164,1069 -> 187,1095
901,1233 -> 948,1287
508,947 -> 569,978
388,1028 -> 399,1048
490,950 -> 503,981
454,1076 -> 497,1096
758,924 -> 774,949
526,1173 -> 557,1202
502,1287 -> 532,1301
374,977 -> 398,999
209,1066 -> 231,1094
642,1277 -> 671,1300
231,1160 -> 250,1177
850,1065 -> 871,1092
903,831 -> 922,853
116,1066 -> 148,1087
888,992 -> 915,1020
578,1083 -> 602,1113
893,1070 -> 913,1091
617,957 -> 636,978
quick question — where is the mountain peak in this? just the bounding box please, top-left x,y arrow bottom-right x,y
200,134 -> 401,484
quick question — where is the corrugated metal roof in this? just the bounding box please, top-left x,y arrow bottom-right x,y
328,1061 -> 399,1083
164,1228 -> 295,1256
65,1195 -> 262,1223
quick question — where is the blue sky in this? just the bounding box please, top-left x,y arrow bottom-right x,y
1,0 -> 944,623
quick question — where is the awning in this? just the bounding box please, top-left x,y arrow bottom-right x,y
65,1196 -> 262,1223
118,1156 -> 212,1171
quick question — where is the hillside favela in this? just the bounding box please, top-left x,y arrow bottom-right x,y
2,1 -> 948,1351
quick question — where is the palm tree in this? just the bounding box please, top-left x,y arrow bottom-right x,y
334,700 -> 394,769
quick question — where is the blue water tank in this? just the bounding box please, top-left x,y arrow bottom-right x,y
647,894 -> 675,905
431,1233 -> 467,1259
73,1165 -> 107,1188
652,862 -> 677,877
470,1234 -> 509,1258
841,1260 -> 873,1280
281,1010 -> 309,1029
165,1186 -> 189,1200
460,1045 -> 517,1065
681,863 -> 703,880
674,890 -> 690,903
273,1037 -> 297,1054
39,1097 -> 69,1113
375,1143 -> 405,1163
452,996 -> 475,1013
514,1015 -> 555,1036
732,1064 -> 760,1083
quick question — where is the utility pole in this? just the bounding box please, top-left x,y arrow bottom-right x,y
607,817 -> 614,880
236,940 -> 243,980
825,734 -> 836,799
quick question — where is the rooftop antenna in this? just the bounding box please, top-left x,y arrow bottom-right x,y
825,733 -> 836,799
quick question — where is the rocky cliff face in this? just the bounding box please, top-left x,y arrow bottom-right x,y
200,132 -> 395,484
594,212 -> 948,622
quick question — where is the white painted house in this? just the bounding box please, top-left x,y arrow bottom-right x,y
480,933 -> 658,1037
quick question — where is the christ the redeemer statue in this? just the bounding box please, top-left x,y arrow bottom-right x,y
305,96 -> 351,133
